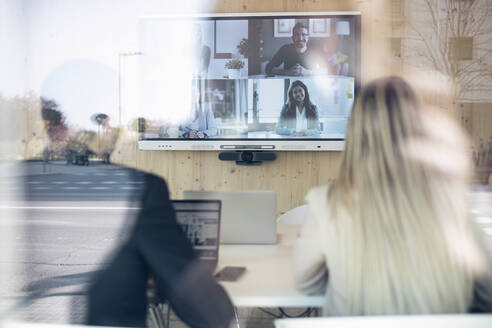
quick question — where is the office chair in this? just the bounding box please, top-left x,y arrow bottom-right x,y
147,277 -> 171,328
276,205 -> 308,225
270,204 -> 317,319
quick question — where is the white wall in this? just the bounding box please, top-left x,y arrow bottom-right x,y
0,0 -> 27,97
10,0 -> 214,129
0,1 -> 25,317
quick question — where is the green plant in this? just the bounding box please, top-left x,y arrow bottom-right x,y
225,57 -> 245,70
237,38 -> 248,58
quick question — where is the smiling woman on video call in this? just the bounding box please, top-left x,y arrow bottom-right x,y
276,80 -> 321,137
294,76 -> 492,315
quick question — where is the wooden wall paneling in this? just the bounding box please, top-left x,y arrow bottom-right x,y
284,0 -> 334,12
213,0 -> 282,13
359,0 -> 392,83
269,152 -> 291,212
317,151 -> 342,185
283,0 -> 359,12
168,151 -> 195,198
459,103 -> 473,136
282,152 -> 317,210
214,0 -> 360,14
137,147 -> 168,177
191,151 -> 205,190
458,103 -> 492,152
468,103 -> 492,184
111,133 -> 138,169
140,149 -> 344,214
470,103 -> 492,158
470,103 -> 492,146
200,152 -> 240,190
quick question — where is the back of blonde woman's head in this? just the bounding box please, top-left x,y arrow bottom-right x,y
330,76 -> 488,315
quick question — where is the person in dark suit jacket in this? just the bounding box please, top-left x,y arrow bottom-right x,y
86,171 -> 234,328
265,22 -> 326,76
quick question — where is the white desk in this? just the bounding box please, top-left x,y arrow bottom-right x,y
217,224 -> 324,308
275,315 -> 492,328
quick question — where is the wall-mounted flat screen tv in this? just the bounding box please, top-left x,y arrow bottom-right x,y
137,12 -> 361,151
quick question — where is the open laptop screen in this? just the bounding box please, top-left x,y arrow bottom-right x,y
183,190 -> 277,244
172,200 -> 221,263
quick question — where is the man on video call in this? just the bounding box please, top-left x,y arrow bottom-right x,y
265,22 -> 325,76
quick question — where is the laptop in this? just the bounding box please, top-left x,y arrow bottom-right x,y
172,200 -> 221,271
183,190 -> 277,244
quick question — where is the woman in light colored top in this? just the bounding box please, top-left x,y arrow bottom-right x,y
179,83 -> 217,138
276,80 -> 320,136
191,23 -> 211,78
294,76 -> 492,315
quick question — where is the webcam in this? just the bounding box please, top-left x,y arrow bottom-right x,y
218,151 -> 277,166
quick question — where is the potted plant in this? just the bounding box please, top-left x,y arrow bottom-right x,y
225,57 -> 245,79
237,38 -> 248,58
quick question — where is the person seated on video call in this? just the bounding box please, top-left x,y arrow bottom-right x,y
266,22 -> 325,76
276,80 -> 321,136
179,83 -> 218,139
87,170 -> 234,328
293,76 -> 492,316
191,23 -> 211,78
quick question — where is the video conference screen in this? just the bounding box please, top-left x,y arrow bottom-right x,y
139,14 -> 360,140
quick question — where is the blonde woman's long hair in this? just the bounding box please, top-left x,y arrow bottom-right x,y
328,76 -> 487,314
